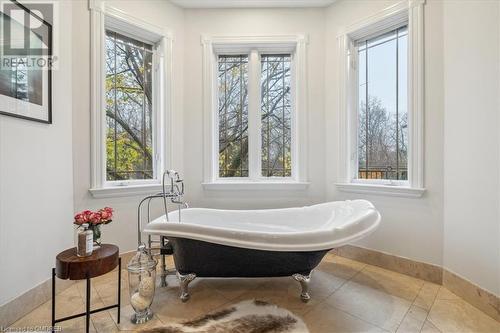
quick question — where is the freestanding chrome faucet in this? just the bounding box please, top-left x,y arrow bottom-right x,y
137,170 -> 188,287
162,170 -> 188,223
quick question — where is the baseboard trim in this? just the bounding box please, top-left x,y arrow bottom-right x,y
443,269 -> 500,322
332,245 -> 443,284
0,276 -> 76,329
0,250 -> 136,328
333,245 -> 500,323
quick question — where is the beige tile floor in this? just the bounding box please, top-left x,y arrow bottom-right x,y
9,254 -> 500,333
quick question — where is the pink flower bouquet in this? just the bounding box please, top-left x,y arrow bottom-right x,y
74,207 -> 114,246
74,207 -> 113,226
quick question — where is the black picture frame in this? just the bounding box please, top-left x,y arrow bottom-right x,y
0,0 -> 52,124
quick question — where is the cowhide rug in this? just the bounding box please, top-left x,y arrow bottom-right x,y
141,300 -> 309,333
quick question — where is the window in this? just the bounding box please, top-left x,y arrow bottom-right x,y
105,30 -> 154,181
261,55 -> 292,177
89,3 -> 173,197
217,52 -> 293,179
336,1 -> 425,197
216,51 -> 294,180
357,26 -> 408,181
202,36 -> 308,189
218,55 -> 249,177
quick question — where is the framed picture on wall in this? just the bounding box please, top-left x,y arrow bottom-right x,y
0,0 -> 52,123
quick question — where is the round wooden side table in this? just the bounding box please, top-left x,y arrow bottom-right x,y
51,244 -> 121,333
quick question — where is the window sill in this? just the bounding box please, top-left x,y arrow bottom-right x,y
89,184 -> 162,199
202,181 -> 310,191
335,182 -> 425,198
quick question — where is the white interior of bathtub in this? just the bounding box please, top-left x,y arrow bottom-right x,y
143,200 -> 381,252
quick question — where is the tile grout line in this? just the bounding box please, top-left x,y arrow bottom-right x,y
395,281 -> 426,333
418,286 -> 442,333
315,261 -> 365,297
320,258 -> 367,299
335,261 -> 432,333
298,282 -> 341,317
76,279 -> 108,333
290,259 -> 369,318
330,257 -> 370,294
94,275 -> 121,332
92,269 -> 130,332
313,261 -> 394,332
327,302 -> 390,332
49,281 -> 101,332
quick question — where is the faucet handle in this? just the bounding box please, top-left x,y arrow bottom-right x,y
166,170 -> 178,178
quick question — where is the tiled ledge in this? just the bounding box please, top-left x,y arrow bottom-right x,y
443,269 -> 500,323
333,245 -> 500,323
332,245 -> 443,284
0,275 -> 76,329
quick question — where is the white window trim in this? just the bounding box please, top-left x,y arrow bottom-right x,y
201,34 -> 309,190
335,0 -> 425,198
88,0 -> 174,198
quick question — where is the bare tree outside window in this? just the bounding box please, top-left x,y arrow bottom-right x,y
261,55 -> 292,177
358,26 -> 408,180
105,30 -> 154,181
217,53 -> 292,178
218,55 -> 249,177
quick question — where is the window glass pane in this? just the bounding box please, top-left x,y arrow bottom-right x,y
358,48 -> 367,174
105,30 -> 154,181
398,27 -> 408,181
218,55 -> 249,177
357,26 -> 408,180
261,54 -> 292,177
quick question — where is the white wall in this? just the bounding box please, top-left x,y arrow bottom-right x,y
0,0 -> 74,305
71,0 -> 185,253
442,0 -> 500,295
324,0 -> 445,267
182,8 -> 326,209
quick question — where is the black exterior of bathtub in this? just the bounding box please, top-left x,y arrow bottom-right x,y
168,237 -> 330,277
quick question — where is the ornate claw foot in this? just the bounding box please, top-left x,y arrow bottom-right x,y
293,272 -> 312,303
177,272 -> 196,302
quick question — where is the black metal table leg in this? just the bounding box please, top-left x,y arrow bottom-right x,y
51,260 -> 121,330
51,268 -> 55,333
85,274 -> 90,333
117,257 -> 121,324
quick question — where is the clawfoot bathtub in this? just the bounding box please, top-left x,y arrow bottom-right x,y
143,200 -> 380,302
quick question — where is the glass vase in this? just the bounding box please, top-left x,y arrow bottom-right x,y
127,244 -> 157,324
89,224 -> 101,248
